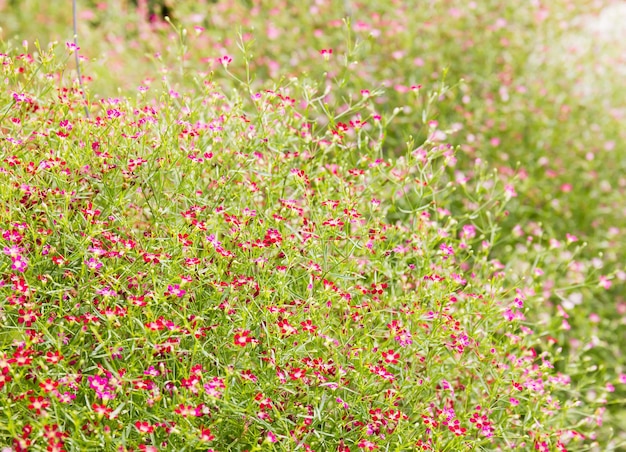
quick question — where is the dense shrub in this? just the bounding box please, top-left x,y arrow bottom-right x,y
0,0 -> 624,449
0,43 -> 596,451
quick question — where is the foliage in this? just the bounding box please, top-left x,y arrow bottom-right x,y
0,0 -> 624,450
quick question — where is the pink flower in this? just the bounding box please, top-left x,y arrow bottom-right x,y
219,55 -> 233,67
599,276 -> 612,290
56,392 -> 76,403
504,184 -> 517,198
320,49 -> 333,61
12,92 -> 30,103
85,257 -> 103,271
461,224 -> 476,239
265,431 -> 278,443
138,445 -> 158,452
11,256 -> 28,272
323,218 -> 344,227
394,328 -> 413,347
165,284 -> 186,298
3,245 -> 23,258
440,243 -> 455,258
358,439 -> 379,450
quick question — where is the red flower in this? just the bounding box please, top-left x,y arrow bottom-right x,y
174,404 -> 197,417
0,368 -> 12,389
134,421 -> 154,434
12,349 -> 33,367
28,395 -> 50,414
370,282 -> 388,294
142,252 -> 161,264
233,330 -> 255,347
277,319 -> 297,336
323,218 -> 344,227
381,349 -> 400,364
51,255 -> 67,266
199,427 -> 215,442
39,379 -> 59,392
264,228 -> 283,245
289,367 -> 306,380
448,420 -> 467,436
17,309 -> 38,327
92,403 -> 112,418
300,319 -> 318,333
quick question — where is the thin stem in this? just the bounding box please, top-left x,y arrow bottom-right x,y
73,0 -> 90,118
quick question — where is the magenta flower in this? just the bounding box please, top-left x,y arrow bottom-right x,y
3,245 -> 23,257
319,49 -> 333,61
265,431 -> 278,443
219,55 -> 233,67
165,284 -> 186,298
85,257 -> 103,271
440,243 -> 455,257
11,256 -> 28,272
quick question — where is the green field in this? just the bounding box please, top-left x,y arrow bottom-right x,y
0,1 -> 624,450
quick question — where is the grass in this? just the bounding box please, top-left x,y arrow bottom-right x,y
0,0 -> 624,450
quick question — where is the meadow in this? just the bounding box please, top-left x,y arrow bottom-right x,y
0,0 -> 624,450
